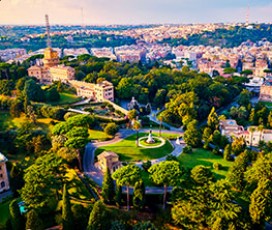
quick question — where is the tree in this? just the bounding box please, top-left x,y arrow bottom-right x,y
104,122 -> 119,136
0,79 -> 12,95
62,183 -> 73,230
149,161 -> 182,209
10,99 -> 23,118
87,200 -> 109,230
207,107 -> 219,131
116,78 -> 137,99
249,179 -> 272,225
46,86 -> 60,102
9,199 -> 23,230
227,151 -> 249,191
223,144 -> 232,161
190,165 -> 214,185
127,109 -> 137,121
23,79 -> 45,102
112,165 -> 141,210
249,126 -> 256,147
25,209 -> 43,230
202,127 -> 212,149
133,221 -> 157,230
133,180 -> 145,210
238,89 -> 251,107
132,119 -> 141,147
183,120 -> 201,147
101,168 -> 115,204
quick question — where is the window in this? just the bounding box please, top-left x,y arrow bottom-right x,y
1,181 -> 5,188
0,174 -> 2,178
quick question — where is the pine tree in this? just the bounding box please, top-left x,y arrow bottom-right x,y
9,199 -> 22,230
133,180 -> 145,210
25,209 -> 43,230
223,144 -> 232,161
101,168 -> 115,204
207,107 -> 219,131
115,185 -> 122,208
87,201 -> 109,230
62,183 -> 73,230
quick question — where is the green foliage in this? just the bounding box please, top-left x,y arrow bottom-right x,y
142,160 -> 152,172
223,144 -> 232,161
25,209 -> 43,230
46,86 -> 60,102
133,180 -> 145,210
191,165 -> 214,185
9,199 -> 23,230
71,204 -> 90,230
183,120 -> 202,147
182,145 -> 192,154
102,168 -> 115,204
249,179 -> 272,225
23,79 -> 45,102
207,107 -> 219,131
62,184 -> 73,230
104,122 -> 119,136
133,221 -> 157,230
20,154 -> 66,211
110,220 -> 127,230
213,162 -> 221,170
0,80 -> 12,96
227,151 -> 249,191
87,201 -> 109,230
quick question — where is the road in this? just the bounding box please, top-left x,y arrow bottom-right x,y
83,128 -> 184,194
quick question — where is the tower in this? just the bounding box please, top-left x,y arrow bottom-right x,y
43,14 -> 59,68
45,14 -> 51,48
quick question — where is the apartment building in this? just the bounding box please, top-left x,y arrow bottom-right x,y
0,153 -> 10,193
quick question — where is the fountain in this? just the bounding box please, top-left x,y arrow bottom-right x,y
146,129 -> 155,144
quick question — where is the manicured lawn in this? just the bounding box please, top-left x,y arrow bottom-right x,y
88,129 -> 112,141
95,133 -> 173,162
263,101 -> 272,108
178,148 -> 233,179
0,199 -> 11,226
50,93 -> 81,105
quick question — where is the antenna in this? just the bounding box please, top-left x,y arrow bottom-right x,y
45,14 -> 51,48
246,5 -> 250,25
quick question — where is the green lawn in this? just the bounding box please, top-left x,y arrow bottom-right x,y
95,133 -> 173,162
88,129 -> 112,141
50,93 -> 81,105
263,101 -> 272,108
178,148 -> 233,179
0,199 -> 11,226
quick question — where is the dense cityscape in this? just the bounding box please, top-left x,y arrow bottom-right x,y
0,2 -> 272,230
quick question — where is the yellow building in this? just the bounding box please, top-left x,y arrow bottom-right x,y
49,65 -> 75,83
43,47 -> 59,68
0,153 -> 10,193
97,151 -> 122,173
259,82 -> 272,102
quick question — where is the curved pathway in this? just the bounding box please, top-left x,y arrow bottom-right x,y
83,128 -> 184,194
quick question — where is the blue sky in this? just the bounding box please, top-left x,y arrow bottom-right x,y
0,0 -> 271,25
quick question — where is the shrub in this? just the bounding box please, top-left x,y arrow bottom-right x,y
213,162 -> 221,170
182,145 -> 192,154
142,160 -> 152,171
104,122 -> 119,136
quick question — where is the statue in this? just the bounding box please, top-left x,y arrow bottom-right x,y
176,136 -> 180,145
146,128 -> 155,143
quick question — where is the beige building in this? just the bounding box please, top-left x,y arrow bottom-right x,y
0,153 -> 10,193
28,47 -> 75,84
259,82 -> 272,102
219,119 -> 245,139
97,151 -> 122,173
49,65 -> 75,83
242,127 -> 272,146
69,80 -> 114,102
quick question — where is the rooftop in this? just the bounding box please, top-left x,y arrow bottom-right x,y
0,152 -> 8,163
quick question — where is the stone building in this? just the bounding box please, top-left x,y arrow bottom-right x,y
96,151 -> 122,173
0,153 -> 10,193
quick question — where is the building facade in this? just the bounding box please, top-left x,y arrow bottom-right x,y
96,151 -> 122,173
0,153 -> 10,193
259,82 -> 272,102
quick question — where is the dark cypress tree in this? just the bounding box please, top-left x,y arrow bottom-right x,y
133,180 -> 145,210
9,199 -> 22,230
101,168 -> 115,204
62,183 -> 73,230
87,201 -> 109,230
115,185 -> 122,208
25,209 -> 43,230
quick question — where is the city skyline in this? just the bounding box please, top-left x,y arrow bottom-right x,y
0,0 -> 271,25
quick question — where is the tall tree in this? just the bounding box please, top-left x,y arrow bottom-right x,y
149,161 -> 182,209
62,183 -> 73,230
190,165 -> 214,185
101,168 -> 115,204
25,209 -> 43,230
207,107 -> 219,131
87,200 -> 109,230
183,120 -> 201,147
133,180 -> 145,210
9,199 -> 23,230
112,165 -> 141,210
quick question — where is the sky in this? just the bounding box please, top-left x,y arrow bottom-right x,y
0,0 -> 271,25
